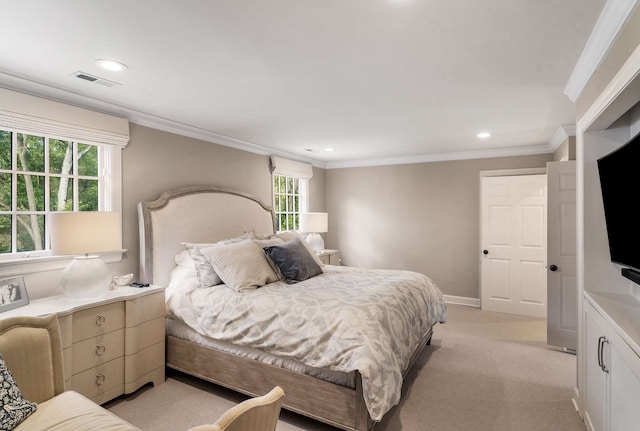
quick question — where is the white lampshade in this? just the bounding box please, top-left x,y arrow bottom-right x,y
50,212 -> 121,255
299,212 -> 328,253
50,212 -> 121,298
299,212 -> 328,234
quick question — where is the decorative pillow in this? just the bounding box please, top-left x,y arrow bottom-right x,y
254,237 -> 284,248
0,354 -> 37,430
275,231 -> 325,267
264,237 -> 323,283
174,249 -> 196,270
182,232 -> 255,288
200,239 -> 280,292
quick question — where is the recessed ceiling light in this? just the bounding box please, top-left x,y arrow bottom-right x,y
477,132 -> 491,139
324,148 -> 334,152
95,59 -> 128,72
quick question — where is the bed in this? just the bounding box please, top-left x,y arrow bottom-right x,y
138,185 -> 447,431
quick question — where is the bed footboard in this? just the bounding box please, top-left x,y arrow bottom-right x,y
166,335 -> 374,431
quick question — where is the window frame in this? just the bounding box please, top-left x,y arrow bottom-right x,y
272,173 -> 309,233
0,129 -> 124,275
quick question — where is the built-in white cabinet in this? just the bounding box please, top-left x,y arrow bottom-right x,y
583,295 -> 640,431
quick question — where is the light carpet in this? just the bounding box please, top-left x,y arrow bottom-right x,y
106,304 -> 585,431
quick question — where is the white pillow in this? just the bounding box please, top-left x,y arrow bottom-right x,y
200,239 -> 280,292
174,249 -> 196,270
182,232 -> 255,288
254,237 -> 284,248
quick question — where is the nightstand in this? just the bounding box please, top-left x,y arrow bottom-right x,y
318,249 -> 341,265
0,286 -> 165,405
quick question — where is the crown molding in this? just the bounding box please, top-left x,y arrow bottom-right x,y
564,0 -> 639,102
0,71 -> 556,171
0,72 -> 325,168
324,144 -> 551,170
578,41 -> 640,133
548,124 -> 577,152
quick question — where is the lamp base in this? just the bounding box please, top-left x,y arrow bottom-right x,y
305,233 -> 325,254
60,255 -> 112,299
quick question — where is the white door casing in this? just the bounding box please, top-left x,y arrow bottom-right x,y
547,161 -> 577,351
481,174 -> 547,318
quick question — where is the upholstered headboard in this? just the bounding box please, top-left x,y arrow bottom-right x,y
138,186 -> 276,286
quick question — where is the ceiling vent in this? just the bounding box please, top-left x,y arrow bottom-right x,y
71,71 -> 121,87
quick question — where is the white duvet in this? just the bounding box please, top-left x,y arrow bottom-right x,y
166,264 -> 447,422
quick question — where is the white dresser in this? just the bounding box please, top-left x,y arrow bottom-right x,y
0,286 -> 165,405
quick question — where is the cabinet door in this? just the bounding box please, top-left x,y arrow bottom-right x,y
609,329 -> 640,431
584,302 -> 608,431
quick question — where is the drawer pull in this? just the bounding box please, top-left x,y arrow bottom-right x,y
96,373 -> 105,385
96,315 -> 106,326
96,345 -> 106,355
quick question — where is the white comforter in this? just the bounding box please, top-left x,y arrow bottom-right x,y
166,264 -> 447,421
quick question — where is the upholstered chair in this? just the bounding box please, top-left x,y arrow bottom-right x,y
0,315 -> 65,404
188,386 -> 285,431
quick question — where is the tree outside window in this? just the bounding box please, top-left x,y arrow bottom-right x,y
0,130 -> 99,255
273,174 -> 305,232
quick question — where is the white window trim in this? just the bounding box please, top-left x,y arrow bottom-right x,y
271,157 -> 313,233
0,88 -> 129,275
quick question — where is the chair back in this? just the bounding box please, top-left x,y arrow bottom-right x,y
189,386 -> 285,431
0,315 -> 65,403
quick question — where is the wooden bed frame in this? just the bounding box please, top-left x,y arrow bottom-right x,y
138,186 -> 433,431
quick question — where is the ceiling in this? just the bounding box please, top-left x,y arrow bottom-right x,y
0,1 -> 609,168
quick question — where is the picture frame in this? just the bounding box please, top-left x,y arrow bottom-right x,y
0,276 -> 30,313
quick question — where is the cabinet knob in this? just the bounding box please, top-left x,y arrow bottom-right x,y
96,315 -> 106,326
96,373 -> 106,385
96,345 -> 106,355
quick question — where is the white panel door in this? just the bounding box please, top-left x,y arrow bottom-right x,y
547,161 -> 577,351
481,174 -> 547,317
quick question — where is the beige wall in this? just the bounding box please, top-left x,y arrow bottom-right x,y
325,154 -> 551,300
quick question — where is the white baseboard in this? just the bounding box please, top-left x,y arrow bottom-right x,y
443,295 -> 480,308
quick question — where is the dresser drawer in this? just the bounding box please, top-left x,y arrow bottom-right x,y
126,291 -> 165,327
71,356 -> 124,399
125,317 -> 164,354
125,341 -> 165,385
71,328 -> 125,375
72,302 -> 125,343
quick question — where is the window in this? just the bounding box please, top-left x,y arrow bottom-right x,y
0,88 -> 128,275
270,157 -> 313,233
273,174 -> 308,231
0,128 -> 110,257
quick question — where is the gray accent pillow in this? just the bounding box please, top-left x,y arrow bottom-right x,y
263,237 -> 323,283
0,354 -> 37,430
273,231 -> 325,267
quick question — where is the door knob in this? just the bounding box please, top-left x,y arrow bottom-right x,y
483,250 -> 488,255
549,265 -> 558,271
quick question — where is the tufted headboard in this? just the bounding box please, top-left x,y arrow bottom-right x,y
137,186 -> 276,286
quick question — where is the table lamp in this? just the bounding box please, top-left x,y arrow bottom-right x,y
50,211 -> 121,298
299,212 -> 328,253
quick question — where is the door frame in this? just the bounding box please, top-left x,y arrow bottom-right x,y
479,167 -> 547,311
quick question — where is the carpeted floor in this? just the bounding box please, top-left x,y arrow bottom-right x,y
105,304 -> 586,431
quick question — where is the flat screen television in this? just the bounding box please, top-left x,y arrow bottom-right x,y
597,131 -> 640,282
